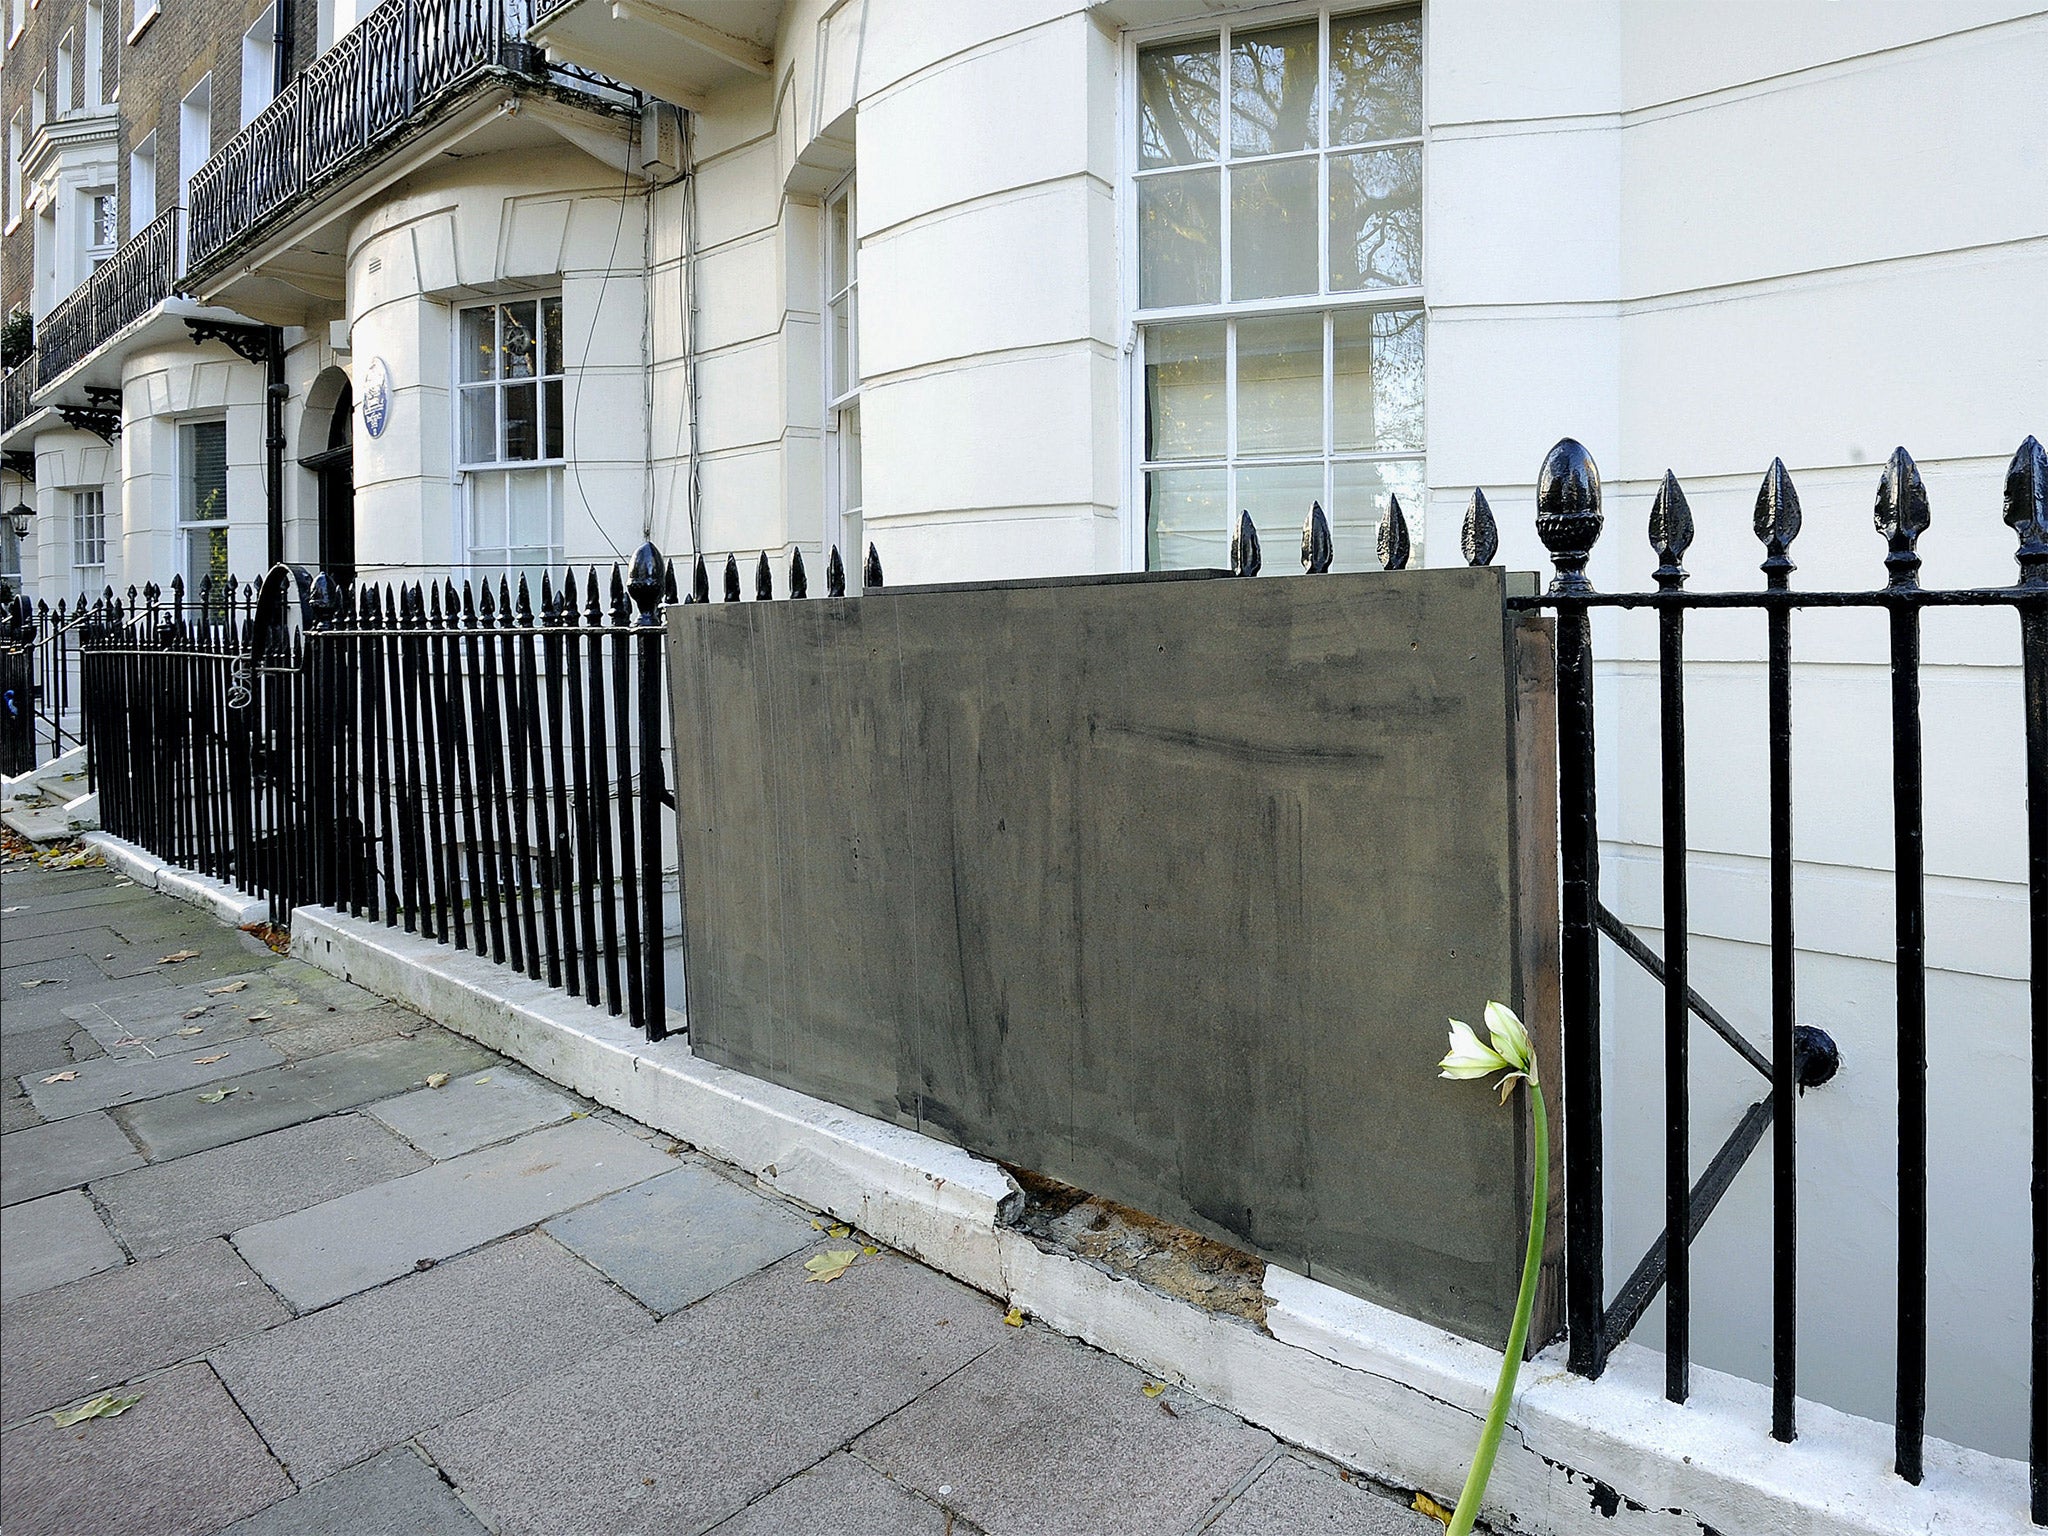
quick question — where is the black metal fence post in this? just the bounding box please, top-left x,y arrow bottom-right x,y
630,542 -> 667,1041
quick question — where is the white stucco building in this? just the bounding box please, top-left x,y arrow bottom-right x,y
3,0 -> 2043,1475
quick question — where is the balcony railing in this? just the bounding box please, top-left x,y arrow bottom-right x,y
1,357 -> 36,435
187,0 -> 535,273
36,207 -> 184,385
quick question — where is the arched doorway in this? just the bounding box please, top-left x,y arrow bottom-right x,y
299,374 -> 355,586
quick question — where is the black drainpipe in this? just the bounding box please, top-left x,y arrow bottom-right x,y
265,328 -> 286,568
272,0 -> 291,93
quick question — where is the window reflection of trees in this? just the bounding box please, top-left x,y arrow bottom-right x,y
1330,11 -> 1420,144
1231,23 -> 1318,156
1139,42 -> 1218,166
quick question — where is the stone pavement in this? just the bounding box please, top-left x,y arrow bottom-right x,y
2,848 -> 1444,1535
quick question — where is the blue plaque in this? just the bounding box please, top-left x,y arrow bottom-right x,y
361,357 -> 392,440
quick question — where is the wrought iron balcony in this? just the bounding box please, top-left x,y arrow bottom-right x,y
33,207 -> 183,388
1,358 -> 36,436
186,0 -> 547,274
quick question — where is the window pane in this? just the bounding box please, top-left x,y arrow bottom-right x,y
460,386 -> 496,465
1333,306 -> 1423,452
1146,466 -> 1226,571
470,473 -> 505,550
839,402 -> 862,513
1137,169 -> 1221,308
1144,320 -> 1224,462
829,294 -> 852,398
1332,458 -> 1425,572
1330,145 -> 1422,290
542,297 -> 563,376
499,302 -> 540,379
508,467 -> 552,548
459,305 -> 496,383
543,379 -> 563,459
1330,6 -> 1422,146
183,421 -> 227,521
1237,461 -> 1323,564
186,525 -> 228,593
1230,21 -> 1318,157
1230,157 -> 1318,300
504,382 -> 538,460
1235,313 -> 1322,457
1138,38 -> 1220,168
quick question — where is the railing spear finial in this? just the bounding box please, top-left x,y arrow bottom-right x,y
1649,471 -> 1694,591
1377,493 -> 1411,571
789,546 -> 808,599
754,551 -> 773,601
2005,434 -> 2048,588
1301,501 -> 1333,573
1535,438 -> 1604,596
1230,511 -> 1261,577
864,542 -> 885,590
722,553 -> 741,602
1875,447 -> 1930,591
826,545 -> 846,598
1755,457 -> 1803,590
1462,488 -> 1498,567
688,553 -> 709,604
627,541 -> 664,624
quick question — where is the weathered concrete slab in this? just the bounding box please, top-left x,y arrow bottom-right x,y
420,1249 -> 1010,1536
231,1116 -> 675,1309
855,1322 -> 1274,1535
213,1233 -> 652,1486
0,1362 -> 293,1536
1207,1454 -> 1441,1536
2,1112 -> 144,1206
262,1006 -> 420,1063
1,1078 -> 41,1132
712,1453 -> 953,1535
543,1161 -> 817,1315
94,1113 -> 429,1260
1,1020 -> 107,1079
23,1037 -> 287,1119
1,1189 -> 126,1299
366,1066 -> 579,1158
0,1238 -> 290,1418
669,566 -> 1562,1346
215,1447 -> 489,1536
113,1031 -> 498,1160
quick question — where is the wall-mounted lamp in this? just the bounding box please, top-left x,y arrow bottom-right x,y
4,503 -> 30,540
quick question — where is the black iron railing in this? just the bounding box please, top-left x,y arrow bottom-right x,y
187,0 -> 535,272
0,587 -> 105,771
77,549 -> 685,1035
36,208 -> 182,384
2,357 -> 36,434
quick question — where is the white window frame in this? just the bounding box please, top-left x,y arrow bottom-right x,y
84,185 -> 117,270
452,294 -> 567,585
56,31 -> 75,115
241,4 -> 277,124
178,418 -> 229,600
128,131 -> 156,235
7,0 -> 24,50
1120,1 -> 1427,573
83,0 -> 104,107
821,170 -> 861,568
71,486 -> 107,584
127,0 -> 160,45
179,76 -> 212,190
6,114 -> 22,234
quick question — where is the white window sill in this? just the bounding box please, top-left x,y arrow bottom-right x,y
6,24 -> 22,48
3,215 -> 19,237
126,3 -> 158,44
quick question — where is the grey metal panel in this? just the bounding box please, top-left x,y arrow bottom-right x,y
667,567 -> 1558,1347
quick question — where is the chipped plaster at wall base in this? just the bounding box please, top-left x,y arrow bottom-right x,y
287,900 -> 2026,1536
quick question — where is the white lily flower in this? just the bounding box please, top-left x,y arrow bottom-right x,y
1483,1000 -> 1536,1079
1439,1018 -> 1510,1080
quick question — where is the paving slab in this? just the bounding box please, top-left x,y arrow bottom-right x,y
710,1453 -> 953,1536
367,1065 -> 580,1158
543,1160 -> 817,1316
231,1115 -> 675,1310
421,1248 -> 1011,1536
113,1030 -> 499,1161
262,1006 -> 422,1063
1,1020 -> 107,1079
6,926 -> 128,969
2,1112 -> 144,1206
216,1447 -> 490,1536
212,1232 -> 653,1486
1205,1454 -> 1442,1536
853,1323 -> 1275,1536
0,1237 -> 290,1418
94,1113 -> 430,1260
23,1036 -> 288,1119
0,1362 -> 293,1536
1,1080 -> 41,1133
1,1190 -> 126,1299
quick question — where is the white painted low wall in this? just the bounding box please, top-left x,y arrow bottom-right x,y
291,901 -> 2026,1536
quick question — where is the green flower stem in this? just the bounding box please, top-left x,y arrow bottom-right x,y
1448,1079 -> 1549,1536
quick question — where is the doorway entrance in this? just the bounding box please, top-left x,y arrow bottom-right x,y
300,378 -> 355,587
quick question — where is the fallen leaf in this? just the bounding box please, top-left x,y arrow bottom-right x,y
197,1087 -> 239,1103
811,1220 -> 824,1231
175,1026 -> 205,1037
1141,1381 -> 1166,1399
828,1224 -> 850,1238
1413,1492 -> 1455,1527
193,1053 -> 229,1065
40,1070 -> 79,1083
207,982 -> 248,995
804,1250 -> 859,1283
860,1245 -> 878,1256
425,1073 -> 450,1089
182,1007 -> 208,1019
113,1037 -> 145,1048
21,977 -> 65,988
245,1011 -> 271,1023
1003,1306 -> 1024,1328
50,1394 -> 143,1427
278,997 -> 300,1006
472,1075 -> 491,1085
0,905 -> 17,913
157,950 -> 201,965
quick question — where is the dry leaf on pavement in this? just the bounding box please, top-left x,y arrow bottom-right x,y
182,1007 -> 209,1019
157,950 -> 201,965
193,1053 -> 229,1065
1141,1382 -> 1166,1399
21,978 -> 65,988
1003,1306 -> 1025,1327
40,1070 -> 79,1083
175,1026 -> 205,1037
828,1224 -> 851,1238
197,1087 -> 239,1103
113,1037 -> 145,1048
804,1250 -> 859,1283
207,982 -> 248,994
246,1011 -> 271,1022
425,1073 -> 450,1089
49,1394 -> 143,1427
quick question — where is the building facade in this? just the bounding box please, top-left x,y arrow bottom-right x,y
4,0 -> 2045,1467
